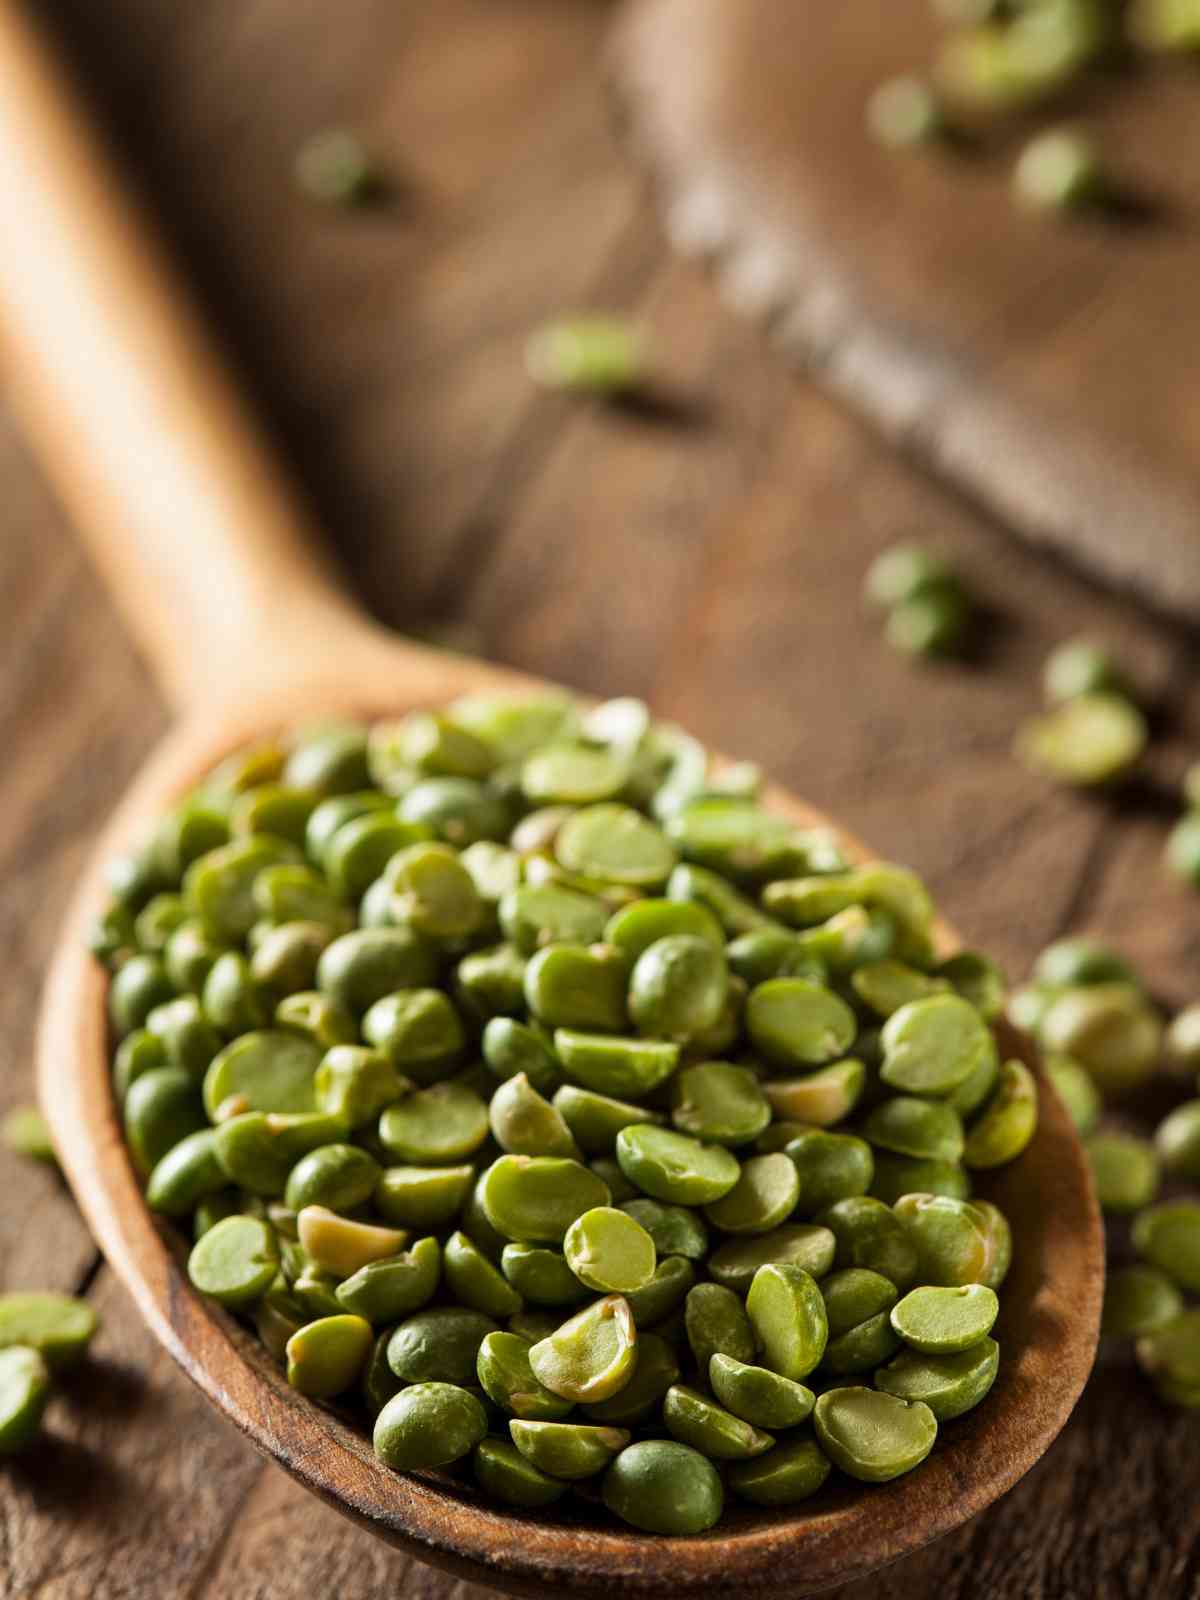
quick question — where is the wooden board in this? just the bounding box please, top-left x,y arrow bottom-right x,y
611,0 -> 1200,620
2,0 -> 1198,1596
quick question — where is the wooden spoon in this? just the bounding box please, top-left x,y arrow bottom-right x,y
0,4 -> 1102,1595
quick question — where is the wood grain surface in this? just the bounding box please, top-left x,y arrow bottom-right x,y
612,0 -> 1200,620
1,1 -> 1198,1596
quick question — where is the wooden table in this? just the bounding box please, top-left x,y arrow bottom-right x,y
2,2 -> 1197,1595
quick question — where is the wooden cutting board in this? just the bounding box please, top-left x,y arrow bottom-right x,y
612,0 -> 1200,620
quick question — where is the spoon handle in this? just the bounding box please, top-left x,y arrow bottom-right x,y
0,2 -> 406,710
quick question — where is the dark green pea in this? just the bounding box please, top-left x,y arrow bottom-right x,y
317,927 -> 438,1017
203,1031 -> 322,1119
476,1330 -> 573,1420
553,1085 -> 665,1155
109,953 -> 175,1037
1136,1310 -> 1200,1404
821,1268 -> 900,1339
275,990 -> 357,1050
479,1154 -> 610,1243
384,842 -> 485,940
483,1017 -> 562,1095
627,936 -> 727,1044
486,1073 -> 579,1160
360,1328 -> 403,1416
946,1045 -> 1001,1120
727,1433 -> 831,1507
937,951 -> 1007,1022
671,1061 -> 770,1146
663,1383 -> 774,1460
880,995 -> 993,1097
1155,1100 -> 1200,1182
398,777 -> 509,846
378,1082 -> 488,1165
893,1194 -> 990,1287
709,1353 -> 815,1429
863,1096 -> 965,1163
1103,1264 -> 1184,1339
618,1199 -> 708,1262
164,920 -> 227,995
249,922 -> 333,1000
509,1305 -> 575,1342
968,1200 -> 1012,1291
869,1154 -> 970,1206
284,726 -> 370,796
1039,983 -> 1161,1097
498,883 -> 607,957
591,1157 -> 637,1204
184,836 -> 300,943
685,1282 -> 756,1371
388,1307 -> 499,1385
145,1128 -> 228,1216
124,1067 -> 206,1177
747,1264 -> 828,1381
444,1231 -> 524,1317
763,1060 -> 867,1127
851,960 -> 950,1019
375,1380 -> 489,1470
615,1124 -> 740,1206
821,1311 -> 902,1376
0,1292 -> 98,1368
818,1197 -> 919,1290
626,1256 -> 696,1326
785,1131 -> 874,1215
510,1417 -> 629,1479
336,1237 -> 442,1323
0,1346 -> 52,1456
705,1153 -> 800,1235
202,952 -> 269,1036
230,787 -> 317,848
665,800 -> 799,885
284,1144 -> 380,1212
134,892 -> 188,953
603,1439 -> 723,1534
500,1244 -> 590,1307
1033,937 -> 1135,990
1085,1132 -> 1160,1214
891,1283 -> 998,1354
304,792 -> 391,868
105,841 -> 169,910
667,862 -> 774,937
205,741 -> 286,798
605,898 -> 724,964
1132,1202 -> 1200,1293
152,801 -> 231,884
554,1031 -> 679,1101
362,989 -> 465,1084
313,1045 -> 406,1128
814,1385 -> 937,1482
555,803 -> 676,888
88,901 -> 138,968
727,928 -> 825,988
708,1224 -> 837,1294
455,943 -> 528,1024
874,1338 -> 999,1422
524,944 -> 628,1032
963,1060 -> 1038,1169
474,1436 -> 568,1508
374,1163 -> 475,1228
187,1215 -> 279,1310
113,1030 -> 169,1107
213,1112 -> 348,1196
145,995 -> 222,1080
746,979 -> 857,1068
528,1295 -> 638,1403
585,1333 -> 680,1426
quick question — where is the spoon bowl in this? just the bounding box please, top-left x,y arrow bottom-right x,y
38,682 -> 1103,1600
0,3 -> 1103,1593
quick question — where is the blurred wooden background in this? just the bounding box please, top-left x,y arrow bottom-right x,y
1,2 -> 1197,1596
